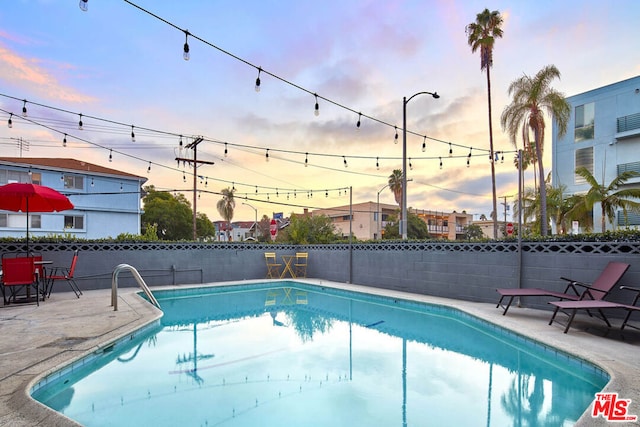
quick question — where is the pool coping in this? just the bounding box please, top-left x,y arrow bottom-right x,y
1,279 -> 639,426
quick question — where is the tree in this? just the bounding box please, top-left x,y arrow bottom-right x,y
216,187 -> 235,241
569,167 -> 640,232
466,8 -> 503,240
286,214 -> 341,244
195,212 -> 216,240
383,211 -> 430,240
256,214 -> 271,242
501,65 -> 571,236
141,185 -> 192,240
388,169 -> 403,222
464,223 -> 484,240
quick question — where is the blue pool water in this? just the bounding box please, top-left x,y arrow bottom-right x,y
32,282 -> 608,426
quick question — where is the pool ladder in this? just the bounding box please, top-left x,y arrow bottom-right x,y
111,263 -> 161,311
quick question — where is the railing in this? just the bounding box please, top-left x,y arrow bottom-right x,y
111,263 -> 160,311
617,112 -> 640,133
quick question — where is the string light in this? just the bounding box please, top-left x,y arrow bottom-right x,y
314,94 -> 319,117
7,113 -> 12,128
343,156 -> 348,168
356,113 -> 361,129
467,148 -> 472,167
183,30 -> 190,61
179,135 -> 183,147
394,126 -> 398,144
108,149 -> 112,162
376,157 -> 379,170
494,151 -> 499,162
63,134 -> 67,147
78,113 -> 83,130
304,152 -> 308,167
120,183 -> 123,192
439,156 -> 443,169
409,158 -> 413,170
183,172 -> 186,182
91,177 -> 94,187
325,190 -> 328,197
449,143 -> 453,157
147,162 -> 151,173
224,142 -> 228,157
265,148 -> 269,162
22,100 -> 27,117
79,0 -> 88,12
131,125 -> 135,142
255,67 -> 261,92
422,136 -> 426,152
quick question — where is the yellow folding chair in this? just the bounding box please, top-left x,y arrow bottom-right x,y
264,252 -> 282,279
294,252 -> 308,278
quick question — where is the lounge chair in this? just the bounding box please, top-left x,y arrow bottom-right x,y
548,285 -> 640,333
496,261 -> 630,315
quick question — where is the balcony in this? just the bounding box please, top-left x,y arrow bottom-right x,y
616,112 -> 640,139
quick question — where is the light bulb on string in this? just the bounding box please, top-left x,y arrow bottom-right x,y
325,190 -> 328,197
409,158 -> 413,170
449,143 -> 453,157
501,152 -> 504,163
255,186 -> 258,194
394,126 -> 398,144
439,157 -> 443,169
22,100 -> 27,117
255,67 -> 261,92
79,0 -> 88,12
63,134 -> 67,147
183,172 -> 186,182
305,153 -> 308,167
206,178 -> 209,187
467,148 -> 472,168
78,114 -> 83,130
7,113 -> 12,128
120,183 -> 123,192
179,135 -> 183,147
183,30 -> 190,61
224,143 -> 228,157
343,156 -> 348,168
314,94 -> 319,117
108,149 -> 112,162
422,136 -> 426,152
131,125 -> 135,142
91,178 -> 94,187
147,162 -> 151,174
356,113 -> 361,129
376,157 -> 379,170
265,148 -> 269,162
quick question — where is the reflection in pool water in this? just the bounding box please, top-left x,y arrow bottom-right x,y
32,283 -> 608,426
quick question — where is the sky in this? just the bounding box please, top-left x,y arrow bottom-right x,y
1,0 -> 639,224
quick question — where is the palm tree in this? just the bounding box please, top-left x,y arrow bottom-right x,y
216,187 -> 235,241
569,167 -> 640,232
501,65 -> 571,236
388,169 -> 403,220
466,8 -> 503,239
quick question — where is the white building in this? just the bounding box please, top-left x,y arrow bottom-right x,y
552,76 -> 640,232
0,157 -> 147,239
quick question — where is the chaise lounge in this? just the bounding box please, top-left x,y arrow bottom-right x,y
496,261 -> 630,315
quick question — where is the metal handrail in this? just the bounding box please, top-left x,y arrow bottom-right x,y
111,263 -> 160,311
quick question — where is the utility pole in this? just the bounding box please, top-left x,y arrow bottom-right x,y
175,136 -> 214,240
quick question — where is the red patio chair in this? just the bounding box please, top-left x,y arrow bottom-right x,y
46,250 -> 82,298
1,256 -> 40,305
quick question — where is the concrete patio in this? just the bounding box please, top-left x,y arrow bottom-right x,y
1,281 -> 639,426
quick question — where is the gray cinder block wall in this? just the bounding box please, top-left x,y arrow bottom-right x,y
2,240 -> 639,313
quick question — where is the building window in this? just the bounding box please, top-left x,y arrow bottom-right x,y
0,213 -> 6,227
0,169 -> 41,185
575,147 -> 594,184
618,211 -> 640,226
574,103 -> 594,142
64,175 -> 84,190
64,215 -> 84,230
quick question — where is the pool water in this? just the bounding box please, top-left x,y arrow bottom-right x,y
32,282 -> 608,426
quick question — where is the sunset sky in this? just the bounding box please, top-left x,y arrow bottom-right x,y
1,1 -> 639,223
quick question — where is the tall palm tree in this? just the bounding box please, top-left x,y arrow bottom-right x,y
569,167 -> 640,232
216,187 -> 235,241
466,8 -> 503,239
388,169 -> 403,220
500,65 -> 570,236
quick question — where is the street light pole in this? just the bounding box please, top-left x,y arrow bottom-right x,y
377,183 -> 390,240
402,91 -> 439,239
242,202 -> 258,240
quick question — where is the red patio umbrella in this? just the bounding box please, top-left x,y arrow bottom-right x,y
0,182 -> 74,253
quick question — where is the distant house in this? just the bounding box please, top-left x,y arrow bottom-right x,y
213,220 -> 257,242
0,157 -> 147,239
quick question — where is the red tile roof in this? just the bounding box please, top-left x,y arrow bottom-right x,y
0,157 -> 146,180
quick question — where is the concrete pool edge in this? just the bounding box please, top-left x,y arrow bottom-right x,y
4,280 -> 639,426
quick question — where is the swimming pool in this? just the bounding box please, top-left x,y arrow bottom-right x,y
32,282 -> 608,426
